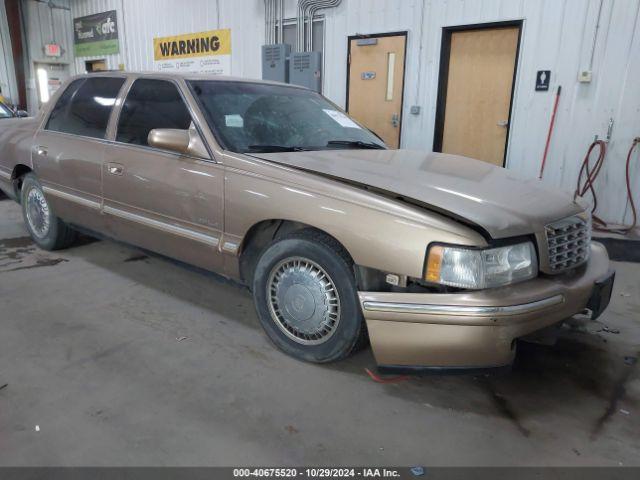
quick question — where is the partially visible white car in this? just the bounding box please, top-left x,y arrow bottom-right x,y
0,101 -> 28,119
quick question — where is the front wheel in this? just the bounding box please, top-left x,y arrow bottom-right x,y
21,173 -> 76,250
252,230 -> 366,363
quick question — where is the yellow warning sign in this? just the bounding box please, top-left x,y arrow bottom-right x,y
154,29 -> 231,61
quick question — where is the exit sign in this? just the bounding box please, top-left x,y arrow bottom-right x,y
44,44 -> 62,57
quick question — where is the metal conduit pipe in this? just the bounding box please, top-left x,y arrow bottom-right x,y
279,0 -> 285,43
264,0 -> 279,45
263,0 -> 270,44
269,0 -> 278,44
306,0 -> 341,51
296,0 -> 315,51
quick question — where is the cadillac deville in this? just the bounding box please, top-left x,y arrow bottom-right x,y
0,73 -> 614,371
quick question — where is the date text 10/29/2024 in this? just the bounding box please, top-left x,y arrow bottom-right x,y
233,468 -> 415,478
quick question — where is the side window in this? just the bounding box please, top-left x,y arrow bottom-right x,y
116,79 -> 192,147
46,77 -> 125,139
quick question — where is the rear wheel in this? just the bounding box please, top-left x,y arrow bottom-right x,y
21,173 -> 76,250
252,230 -> 365,363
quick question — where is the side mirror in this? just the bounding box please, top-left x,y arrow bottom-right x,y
16,110 -> 29,118
147,126 -> 210,159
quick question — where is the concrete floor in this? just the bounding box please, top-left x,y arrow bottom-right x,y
0,198 -> 639,466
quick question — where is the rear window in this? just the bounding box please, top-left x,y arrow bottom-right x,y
46,77 -> 125,139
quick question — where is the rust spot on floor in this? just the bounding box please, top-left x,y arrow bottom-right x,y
285,425 -> 299,435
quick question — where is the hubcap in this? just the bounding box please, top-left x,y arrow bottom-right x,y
25,186 -> 51,239
267,257 -> 341,345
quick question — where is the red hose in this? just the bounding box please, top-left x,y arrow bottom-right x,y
574,139 -> 607,217
574,138 -> 639,235
619,138 -> 640,234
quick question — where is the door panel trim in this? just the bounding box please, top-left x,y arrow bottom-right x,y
102,205 -> 220,247
42,185 -> 101,210
433,20 -> 523,167
345,31 -> 408,148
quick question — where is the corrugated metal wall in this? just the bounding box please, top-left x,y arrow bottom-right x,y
22,0 -> 75,112
71,0 -> 263,77
60,0 -> 640,226
0,0 -> 18,105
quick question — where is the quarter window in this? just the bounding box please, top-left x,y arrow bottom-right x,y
116,79 -> 192,147
45,77 -> 125,139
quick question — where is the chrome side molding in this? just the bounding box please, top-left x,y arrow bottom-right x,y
362,294 -> 565,317
102,205 -> 220,248
42,186 -> 101,210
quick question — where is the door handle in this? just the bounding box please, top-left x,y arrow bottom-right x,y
391,113 -> 399,128
107,163 -> 124,176
35,146 -> 48,156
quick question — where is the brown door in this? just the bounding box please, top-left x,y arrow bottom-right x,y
347,33 -> 406,148
86,60 -> 107,72
437,25 -> 520,166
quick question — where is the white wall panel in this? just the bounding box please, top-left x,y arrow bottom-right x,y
72,0 -> 264,77
0,0 -> 18,105
72,0 -> 125,71
66,0 -> 640,225
22,0 -> 75,112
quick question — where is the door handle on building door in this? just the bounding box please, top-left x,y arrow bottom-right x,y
391,113 -> 399,128
107,163 -> 124,176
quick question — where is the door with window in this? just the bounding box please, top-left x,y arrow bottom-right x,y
102,78 -> 225,272
347,33 -> 407,148
33,76 -> 125,231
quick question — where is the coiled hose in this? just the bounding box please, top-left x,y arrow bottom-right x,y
574,138 -> 639,234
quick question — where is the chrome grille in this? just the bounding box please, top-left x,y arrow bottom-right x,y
545,215 -> 591,272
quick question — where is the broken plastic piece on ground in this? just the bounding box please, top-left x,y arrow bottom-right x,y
365,367 -> 409,384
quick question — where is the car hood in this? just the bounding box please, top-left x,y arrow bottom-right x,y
251,149 -> 583,239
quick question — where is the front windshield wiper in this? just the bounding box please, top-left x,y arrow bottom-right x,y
326,140 -> 386,150
246,145 -> 312,153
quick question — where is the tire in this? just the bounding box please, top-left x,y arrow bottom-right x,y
252,229 -> 366,363
21,173 -> 76,250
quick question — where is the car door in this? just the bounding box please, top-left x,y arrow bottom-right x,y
33,76 -> 126,232
102,77 -> 225,272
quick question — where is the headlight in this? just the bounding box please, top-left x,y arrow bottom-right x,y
425,241 -> 538,289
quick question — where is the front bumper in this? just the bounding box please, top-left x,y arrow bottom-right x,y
359,242 -> 612,370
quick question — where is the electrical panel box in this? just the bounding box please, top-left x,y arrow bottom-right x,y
289,51 -> 322,92
262,44 -> 291,83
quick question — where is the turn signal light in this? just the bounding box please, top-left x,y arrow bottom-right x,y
425,245 -> 443,282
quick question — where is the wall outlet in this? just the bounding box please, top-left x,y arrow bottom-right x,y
578,70 -> 592,83
410,105 -> 421,115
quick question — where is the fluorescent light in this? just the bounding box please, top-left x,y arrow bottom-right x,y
37,68 -> 49,103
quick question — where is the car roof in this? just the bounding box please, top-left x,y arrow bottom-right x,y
67,71 -> 308,90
